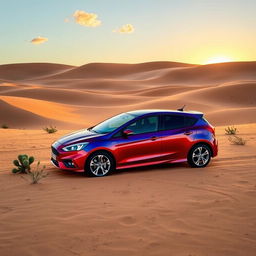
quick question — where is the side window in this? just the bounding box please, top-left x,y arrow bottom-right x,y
161,115 -> 197,130
126,116 -> 158,135
184,116 -> 197,127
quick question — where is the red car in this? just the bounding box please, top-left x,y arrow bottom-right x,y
51,109 -> 218,177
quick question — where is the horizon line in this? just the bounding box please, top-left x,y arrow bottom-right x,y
1,60 -> 256,67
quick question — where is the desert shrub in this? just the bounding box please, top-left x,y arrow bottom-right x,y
228,135 -> 246,145
12,155 -> 34,173
1,124 -> 8,129
25,161 -> 48,184
43,126 -> 57,134
225,126 -> 238,135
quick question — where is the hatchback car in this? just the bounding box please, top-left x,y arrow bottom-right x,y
51,109 -> 218,177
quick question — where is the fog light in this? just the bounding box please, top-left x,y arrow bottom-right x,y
62,159 -> 76,168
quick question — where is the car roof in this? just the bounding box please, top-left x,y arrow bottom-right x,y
127,109 -> 203,117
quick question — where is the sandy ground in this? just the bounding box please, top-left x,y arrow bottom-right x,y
0,124 -> 255,256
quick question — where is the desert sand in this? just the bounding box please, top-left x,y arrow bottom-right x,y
0,61 -> 256,256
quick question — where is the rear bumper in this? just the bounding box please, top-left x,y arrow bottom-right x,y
212,137 -> 218,157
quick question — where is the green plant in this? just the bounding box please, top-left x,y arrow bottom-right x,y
43,126 -> 57,134
1,124 -> 8,129
12,155 -> 34,173
225,126 -> 238,135
25,161 -> 48,184
228,135 -> 246,145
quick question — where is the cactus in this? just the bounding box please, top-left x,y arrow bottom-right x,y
12,154 -> 35,174
29,156 -> 34,164
13,160 -> 20,167
12,168 -> 20,173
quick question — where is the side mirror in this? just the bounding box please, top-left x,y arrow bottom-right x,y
122,129 -> 134,137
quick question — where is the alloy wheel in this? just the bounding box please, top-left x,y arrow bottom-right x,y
89,154 -> 111,176
192,146 -> 210,167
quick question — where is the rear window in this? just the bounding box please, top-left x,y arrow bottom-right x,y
161,115 -> 197,130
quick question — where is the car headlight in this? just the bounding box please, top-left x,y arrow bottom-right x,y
62,142 -> 89,152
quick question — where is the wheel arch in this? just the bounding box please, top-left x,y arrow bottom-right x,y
189,141 -> 214,157
85,148 -> 116,170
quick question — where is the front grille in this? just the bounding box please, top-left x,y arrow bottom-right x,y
51,146 -> 59,156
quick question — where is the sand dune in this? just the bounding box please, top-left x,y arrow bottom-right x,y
0,61 -> 255,128
174,81 -> 256,106
0,96 -> 86,126
151,61 -> 256,85
0,63 -> 74,81
1,87 -> 150,106
207,107 -> 256,125
42,61 -> 194,80
0,99 -> 71,128
28,78 -> 154,91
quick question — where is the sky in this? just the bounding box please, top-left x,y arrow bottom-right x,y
0,0 -> 255,65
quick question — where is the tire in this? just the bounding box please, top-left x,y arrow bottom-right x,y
85,151 -> 115,177
187,143 -> 211,168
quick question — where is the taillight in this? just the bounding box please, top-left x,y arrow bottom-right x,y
205,125 -> 215,135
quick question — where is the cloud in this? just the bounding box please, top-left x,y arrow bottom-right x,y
30,36 -> 48,44
73,10 -> 101,27
113,24 -> 134,34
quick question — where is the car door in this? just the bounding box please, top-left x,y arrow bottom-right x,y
111,115 -> 165,168
159,114 -> 197,161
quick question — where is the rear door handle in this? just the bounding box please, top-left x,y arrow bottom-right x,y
151,136 -> 159,141
184,131 -> 193,135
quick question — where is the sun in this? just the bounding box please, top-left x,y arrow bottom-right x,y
204,56 -> 234,64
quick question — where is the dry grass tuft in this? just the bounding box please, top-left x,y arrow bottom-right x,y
225,126 -> 238,135
228,135 -> 246,145
22,161 -> 48,184
43,126 -> 57,134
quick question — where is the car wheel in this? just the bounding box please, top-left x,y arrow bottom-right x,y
188,143 -> 211,168
85,151 -> 115,177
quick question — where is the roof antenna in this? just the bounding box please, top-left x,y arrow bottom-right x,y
177,105 -> 186,111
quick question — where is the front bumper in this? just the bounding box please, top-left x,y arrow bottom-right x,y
51,145 -> 88,172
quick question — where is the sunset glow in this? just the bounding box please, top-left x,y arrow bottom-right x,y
204,56 -> 234,64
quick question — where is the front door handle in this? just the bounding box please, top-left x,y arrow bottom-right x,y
184,131 -> 193,135
151,136 -> 159,141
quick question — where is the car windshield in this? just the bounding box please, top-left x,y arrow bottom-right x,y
91,113 -> 135,134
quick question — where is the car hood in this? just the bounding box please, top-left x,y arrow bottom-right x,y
55,129 -> 104,146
